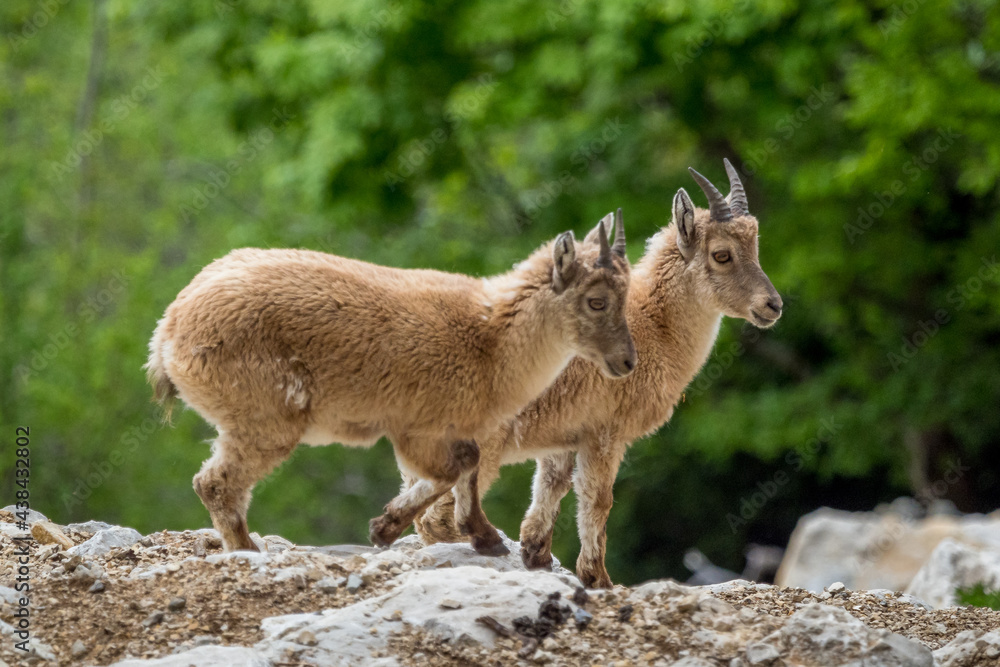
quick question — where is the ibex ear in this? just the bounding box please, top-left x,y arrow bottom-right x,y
583,211 -> 615,245
551,230 -> 578,293
673,188 -> 697,262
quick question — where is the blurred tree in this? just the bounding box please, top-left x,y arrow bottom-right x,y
2,0 -> 998,583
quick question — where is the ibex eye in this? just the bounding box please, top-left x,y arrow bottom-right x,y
588,298 -> 606,310
712,251 -> 731,263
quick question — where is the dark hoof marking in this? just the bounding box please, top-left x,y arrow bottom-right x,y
520,543 -> 554,570
578,568 -> 613,590
369,515 -> 402,548
473,536 -> 510,557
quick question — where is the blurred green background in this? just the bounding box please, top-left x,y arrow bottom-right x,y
2,0 -> 999,585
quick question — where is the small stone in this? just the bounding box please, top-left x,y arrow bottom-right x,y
192,635 -> 219,647
439,598 -> 463,609
745,641 -> 781,665
316,576 -> 346,593
297,630 -> 317,646
532,649 -> 554,663
617,604 -> 634,623
826,582 -> 845,593
31,522 -> 74,550
88,581 -> 105,593
574,607 -> 593,630
167,597 -> 186,612
142,611 -> 165,627
166,563 -> 181,573
346,573 -> 364,593
572,586 -> 589,607
71,640 -> 87,658
541,636 -> 558,651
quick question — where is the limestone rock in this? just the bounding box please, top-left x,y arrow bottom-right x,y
934,629 -> 1000,666
67,526 -> 143,558
751,603 -> 933,666
31,521 -> 75,549
906,538 -> 1000,608
0,505 -> 47,524
256,566 -> 577,664
776,506 -> 1000,592
111,646 -> 270,666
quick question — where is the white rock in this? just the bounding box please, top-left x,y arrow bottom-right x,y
906,538 -> 1000,608
110,646 -> 269,666
752,603 -> 932,666
777,507 -> 1000,592
1,505 -> 47,524
67,526 -> 143,558
256,566 -> 576,664
66,520 -> 116,535
934,629 -> 1000,666
0,587 -> 19,608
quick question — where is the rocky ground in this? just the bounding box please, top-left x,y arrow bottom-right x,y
2,509 -> 999,666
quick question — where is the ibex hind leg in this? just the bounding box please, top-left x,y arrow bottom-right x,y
413,484 -> 466,545
453,464 -> 508,556
371,438 -> 505,554
193,432 -> 297,552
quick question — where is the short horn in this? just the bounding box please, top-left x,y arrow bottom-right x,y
597,218 -> 612,266
612,207 -> 626,257
688,167 -> 733,223
724,158 -> 749,217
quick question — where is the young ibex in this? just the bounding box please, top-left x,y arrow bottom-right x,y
145,217 -> 636,556
415,160 -> 782,586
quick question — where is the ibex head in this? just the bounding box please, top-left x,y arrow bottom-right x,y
552,209 -> 636,378
673,159 -> 782,328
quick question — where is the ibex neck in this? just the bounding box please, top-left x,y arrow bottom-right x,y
634,226 -> 724,381
479,262 -> 573,424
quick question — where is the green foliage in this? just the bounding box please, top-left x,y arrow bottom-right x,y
956,583 -> 1000,610
3,0 -> 998,583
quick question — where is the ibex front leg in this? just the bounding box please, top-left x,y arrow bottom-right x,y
452,461 -> 508,556
519,451 -> 575,569
574,445 -> 621,589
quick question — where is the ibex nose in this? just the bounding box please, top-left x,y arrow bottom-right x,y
623,357 -> 634,372
766,295 -> 783,315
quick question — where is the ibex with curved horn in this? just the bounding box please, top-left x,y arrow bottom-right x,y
414,159 -> 782,587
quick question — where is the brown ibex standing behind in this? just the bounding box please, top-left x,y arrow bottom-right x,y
415,160 -> 782,585
146,216 -> 636,556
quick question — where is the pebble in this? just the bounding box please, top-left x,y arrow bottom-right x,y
346,573 -> 364,594
168,597 -> 186,611
31,521 -> 74,550
827,582 -> 845,593
142,611 -> 165,627
438,598 -> 462,609
574,607 -> 594,630
297,630 -> 318,646
88,580 -> 105,593
71,640 -> 87,658
745,641 -> 781,665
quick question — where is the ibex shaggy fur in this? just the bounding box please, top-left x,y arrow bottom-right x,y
146,217 -> 636,556
415,160 -> 782,586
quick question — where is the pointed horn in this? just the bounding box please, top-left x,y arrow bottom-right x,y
688,167 -> 733,223
612,208 -> 626,257
724,158 -> 749,217
597,218 -> 612,266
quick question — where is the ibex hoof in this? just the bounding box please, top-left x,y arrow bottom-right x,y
520,542 -> 554,570
369,514 -> 402,548
472,533 -> 510,557
578,568 -> 613,590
